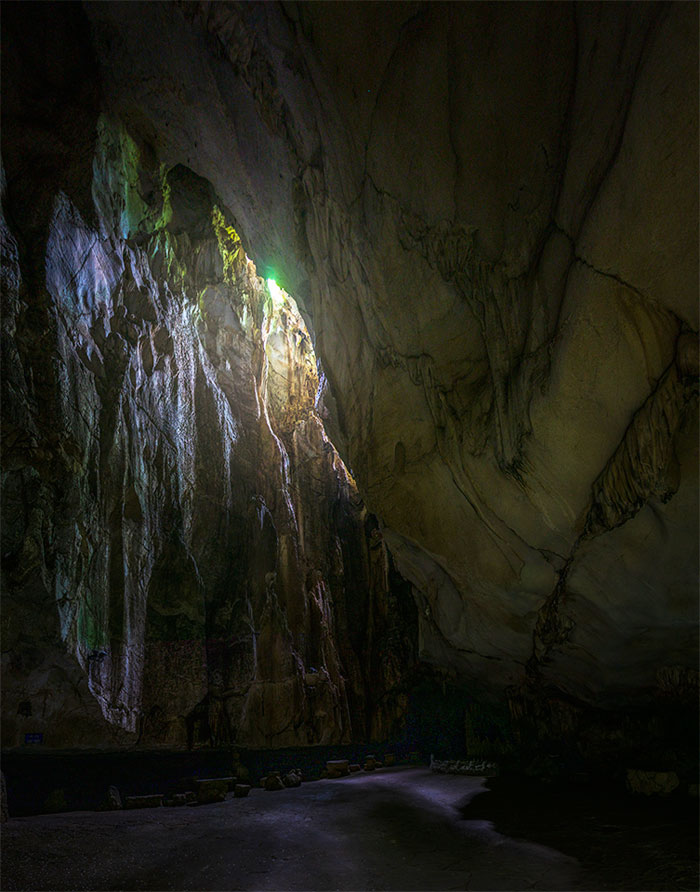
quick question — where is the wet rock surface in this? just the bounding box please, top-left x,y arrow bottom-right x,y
2,768 -> 697,892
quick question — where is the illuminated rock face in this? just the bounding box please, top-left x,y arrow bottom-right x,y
1,106 -> 415,748
1,2 -> 698,757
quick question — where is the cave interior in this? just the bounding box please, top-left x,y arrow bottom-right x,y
0,2 -> 698,890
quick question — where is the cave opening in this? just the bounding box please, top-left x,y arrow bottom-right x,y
1,2 -> 698,890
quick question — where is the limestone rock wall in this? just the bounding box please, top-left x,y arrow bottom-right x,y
2,1 -> 698,757
1,88 -> 416,748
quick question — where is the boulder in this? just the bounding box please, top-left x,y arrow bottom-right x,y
234,784 -> 251,798
326,760 -> 350,778
124,794 -> 164,809
626,769 -> 679,796
349,764 -> 361,773
99,785 -> 122,810
196,779 -> 229,804
196,776 -> 236,792
282,771 -> 301,788
264,775 -> 285,792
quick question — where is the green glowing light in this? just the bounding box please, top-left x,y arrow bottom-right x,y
267,277 -> 286,306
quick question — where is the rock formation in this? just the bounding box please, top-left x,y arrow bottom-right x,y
1,10 -> 415,747
1,2 -> 697,766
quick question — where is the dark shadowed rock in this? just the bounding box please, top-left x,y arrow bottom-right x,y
282,771 -> 302,788
264,775 -> 285,792
99,785 -> 122,810
124,795 -> 164,809
1,772 -> 8,822
626,770 -> 679,796
196,780 -> 228,804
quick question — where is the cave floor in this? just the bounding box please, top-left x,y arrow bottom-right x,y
2,767 -> 697,891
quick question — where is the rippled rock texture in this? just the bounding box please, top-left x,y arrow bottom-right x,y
2,2 -> 698,763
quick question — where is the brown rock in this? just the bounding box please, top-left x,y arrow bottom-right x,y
264,775 -> 285,792
625,770 -> 679,796
197,780 -> 228,804
234,784 -> 251,798
124,794 -> 164,809
196,776 -> 236,792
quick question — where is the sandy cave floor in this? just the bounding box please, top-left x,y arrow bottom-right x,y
2,767 -> 697,891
